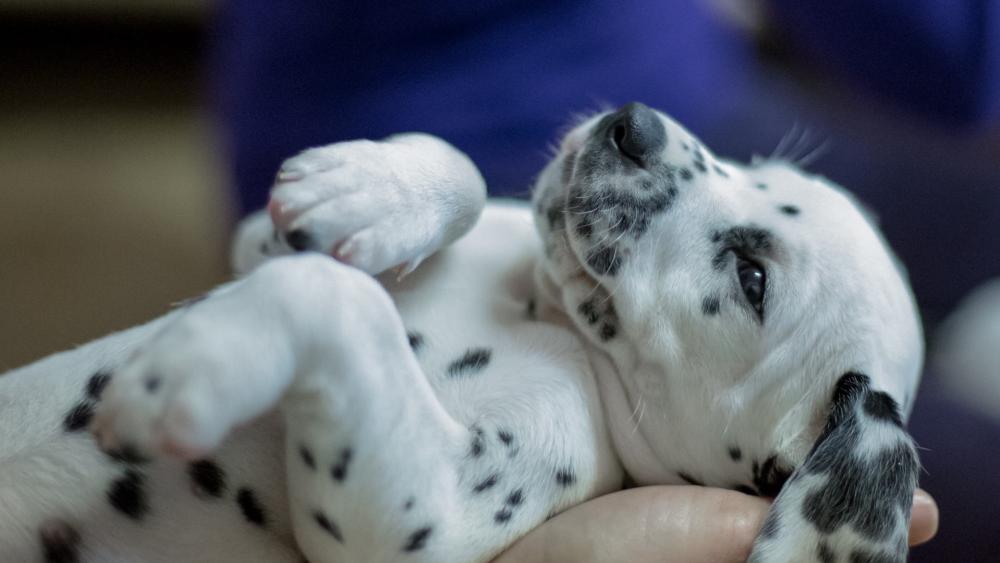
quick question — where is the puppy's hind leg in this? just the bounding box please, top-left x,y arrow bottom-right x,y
93,254 -> 500,562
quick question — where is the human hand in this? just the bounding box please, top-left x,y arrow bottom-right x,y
494,486 -> 938,563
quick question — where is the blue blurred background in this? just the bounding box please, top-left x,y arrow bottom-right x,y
2,0 -> 998,559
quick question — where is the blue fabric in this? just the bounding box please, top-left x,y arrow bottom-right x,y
770,0 -> 1000,126
211,0 -> 750,209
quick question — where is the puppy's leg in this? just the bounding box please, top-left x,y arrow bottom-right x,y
748,373 -> 919,563
233,133 -> 487,277
92,255 -> 532,562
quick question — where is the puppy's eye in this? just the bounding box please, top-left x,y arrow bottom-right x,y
736,257 -> 766,316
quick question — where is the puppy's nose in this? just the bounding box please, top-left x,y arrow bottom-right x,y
609,102 -> 666,164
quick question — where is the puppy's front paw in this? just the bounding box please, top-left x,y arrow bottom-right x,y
268,138 -> 444,275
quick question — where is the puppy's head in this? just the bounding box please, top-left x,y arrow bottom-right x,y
532,103 -> 922,471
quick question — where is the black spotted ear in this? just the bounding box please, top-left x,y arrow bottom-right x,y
748,372 -> 919,563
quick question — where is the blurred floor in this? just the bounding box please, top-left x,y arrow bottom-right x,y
0,4 -> 230,369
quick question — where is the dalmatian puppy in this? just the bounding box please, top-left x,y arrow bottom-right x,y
0,103 -> 922,563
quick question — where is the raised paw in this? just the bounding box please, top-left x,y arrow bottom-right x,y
268,134 -> 485,275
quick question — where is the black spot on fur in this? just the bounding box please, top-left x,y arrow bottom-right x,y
586,245 -> 623,277
526,299 -> 536,319
313,511 -> 344,543
817,542 -> 836,563
546,206 -> 566,231
728,446 -> 742,461
497,430 -> 514,446
752,455 -> 792,497
473,474 -> 499,493
469,425 -> 485,458
755,182 -> 768,190
712,164 -> 729,177
693,160 -> 707,173
330,448 -> 353,482
107,469 -> 148,521
236,487 -> 267,527
447,348 -> 492,377
701,296 -> 721,316
863,391 -> 903,427
506,489 -> 524,506
555,469 -> 576,487
566,178 -> 676,264
678,472 -> 704,486
402,526 -> 433,552
63,402 -> 94,432
779,205 -> 800,216
86,371 -> 112,400
494,508 -> 513,524
299,445 -> 316,470
578,299 -> 600,325
599,323 -> 617,341
404,497 -> 415,511
799,373 -> 917,543
188,459 -> 227,499
144,375 -> 161,393
803,440 -> 915,541
39,520 -> 81,563
407,331 -> 424,352
679,167 -> 693,181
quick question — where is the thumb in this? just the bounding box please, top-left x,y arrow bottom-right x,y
494,486 -> 769,563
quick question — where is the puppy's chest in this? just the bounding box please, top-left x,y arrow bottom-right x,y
614,371 -> 805,496
658,412 -> 796,496
386,259 -> 588,408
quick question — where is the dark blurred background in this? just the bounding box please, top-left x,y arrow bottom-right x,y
0,0 -> 228,369
2,0 -> 998,559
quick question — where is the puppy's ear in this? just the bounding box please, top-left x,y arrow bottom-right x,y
748,372 -> 919,563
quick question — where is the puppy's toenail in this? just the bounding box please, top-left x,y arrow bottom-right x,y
285,229 -> 315,252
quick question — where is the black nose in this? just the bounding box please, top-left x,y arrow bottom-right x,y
609,102 -> 666,164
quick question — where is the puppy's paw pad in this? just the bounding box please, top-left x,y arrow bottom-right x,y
91,328 -> 236,460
